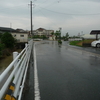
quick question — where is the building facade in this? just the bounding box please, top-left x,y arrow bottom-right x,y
33,28 -> 54,38
11,32 -> 28,43
0,27 -> 29,43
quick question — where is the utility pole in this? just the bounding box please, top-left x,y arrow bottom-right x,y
29,1 -> 33,35
30,1 -> 33,35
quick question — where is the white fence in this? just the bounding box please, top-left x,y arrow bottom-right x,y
68,38 -> 82,41
0,39 -> 33,100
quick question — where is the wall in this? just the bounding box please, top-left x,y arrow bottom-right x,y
11,32 -> 28,43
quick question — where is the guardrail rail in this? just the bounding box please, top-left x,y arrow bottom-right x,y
0,39 -> 33,100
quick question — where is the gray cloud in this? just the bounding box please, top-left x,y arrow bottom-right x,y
0,0 -> 100,36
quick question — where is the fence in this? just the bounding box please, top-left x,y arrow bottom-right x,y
0,39 -> 33,100
68,38 -> 82,41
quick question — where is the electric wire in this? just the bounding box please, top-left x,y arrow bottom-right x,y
33,0 -> 100,16
35,7 -> 60,29
38,6 -> 100,16
0,4 -> 26,11
0,0 -> 100,16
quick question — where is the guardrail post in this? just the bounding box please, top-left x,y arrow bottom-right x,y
13,52 -> 18,67
25,43 -> 28,58
13,52 -> 18,76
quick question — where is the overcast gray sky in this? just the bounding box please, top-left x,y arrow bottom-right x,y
0,0 -> 100,36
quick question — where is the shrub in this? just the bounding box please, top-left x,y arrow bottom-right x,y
0,43 -> 5,57
58,40 -> 62,44
1,32 -> 15,48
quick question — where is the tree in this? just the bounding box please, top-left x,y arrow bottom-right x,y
0,43 -> 5,57
51,32 -> 54,36
51,32 -> 55,40
55,30 -> 60,40
65,32 -> 69,40
1,32 -> 15,48
0,34 -> 3,38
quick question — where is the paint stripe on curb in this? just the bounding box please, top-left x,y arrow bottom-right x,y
4,83 -> 16,100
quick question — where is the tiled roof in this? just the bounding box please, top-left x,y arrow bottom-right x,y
0,27 -> 16,32
37,28 -> 45,31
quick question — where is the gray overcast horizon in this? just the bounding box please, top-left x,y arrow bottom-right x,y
0,0 -> 100,36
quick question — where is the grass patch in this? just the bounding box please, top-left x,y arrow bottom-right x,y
69,39 -> 95,47
70,41 -> 82,46
82,39 -> 95,43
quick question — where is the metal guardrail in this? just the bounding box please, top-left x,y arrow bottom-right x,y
0,39 -> 33,100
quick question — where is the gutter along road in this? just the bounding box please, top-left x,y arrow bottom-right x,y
24,41 -> 100,100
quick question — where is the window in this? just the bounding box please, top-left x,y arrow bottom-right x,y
20,35 -> 24,37
14,35 -> 16,37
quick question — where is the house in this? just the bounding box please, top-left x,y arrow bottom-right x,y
49,35 -> 56,40
33,28 -> 54,38
16,28 -> 26,32
0,27 -> 28,43
11,31 -> 28,43
0,27 -> 16,33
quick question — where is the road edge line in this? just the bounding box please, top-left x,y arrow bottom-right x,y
34,43 -> 41,100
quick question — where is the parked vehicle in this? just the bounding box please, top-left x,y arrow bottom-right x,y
33,38 -> 43,41
91,40 -> 100,48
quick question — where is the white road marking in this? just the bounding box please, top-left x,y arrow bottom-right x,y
34,43 -> 41,100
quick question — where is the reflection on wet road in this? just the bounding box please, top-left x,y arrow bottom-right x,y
36,41 -> 100,100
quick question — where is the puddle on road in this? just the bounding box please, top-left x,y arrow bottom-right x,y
89,55 -> 100,67
41,41 -> 50,44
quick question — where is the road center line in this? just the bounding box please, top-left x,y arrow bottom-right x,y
34,43 -> 41,100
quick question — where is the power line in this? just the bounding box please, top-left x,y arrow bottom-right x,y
39,6 -> 100,16
0,0 -> 100,16
33,0 -> 63,15
36,7 -> 60,29
0,4 -> 26,11
35,0 -> 60,10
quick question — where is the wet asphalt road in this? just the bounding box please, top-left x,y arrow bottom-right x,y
36,41 -> 100,100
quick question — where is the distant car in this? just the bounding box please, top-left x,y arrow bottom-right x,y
91,40 -> 100,48
33,38 -> 42,41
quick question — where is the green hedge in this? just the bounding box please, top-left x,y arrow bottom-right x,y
69,41 -> 81,46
